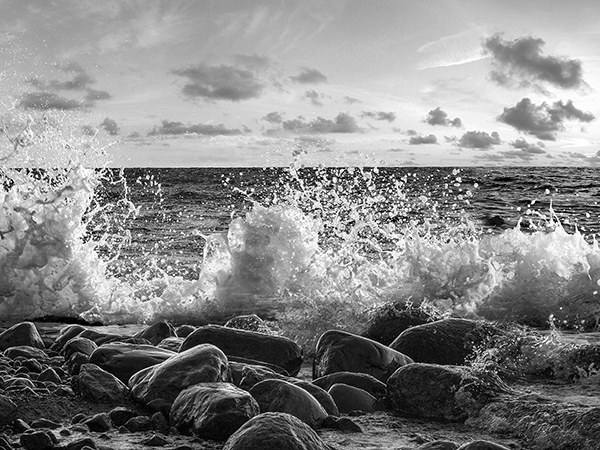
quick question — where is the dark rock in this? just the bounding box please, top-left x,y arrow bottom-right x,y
417,441 -> 459,450
146,398 -> 172,418
140,434 -> 169,447
129,343 -> 230,404
62,337 -> 98,360
30,418 -> 61,429
133,321 -> 176,346
151,412 -> 169,434
37,367 -> 62,384
321,416 -> 362,433
229,355 -> 290,376
71,363 -> 128,403
4,346 -> 48,360
50,325 -> 86,352
231,362 -> 288,389
13,418 -> 31,432
123,415 -> 154,432
223,412 -> 333,450
389,318 -> 502,365
71,413 -> 87,424
78,329 -> 125,346
328,383 -> 377,414
171,382 -> 259,441
175,325 -> 196,338
181,324 -> 303,377
289,380 -> 339,417
387,363 -> 511,421
21,358 -> 42,373
0,395 -> 17,426
0,322 -> 44,351
249,379 -> 328,428
82,413 -> 112,432
107,407 -> 135,428
19,431 -> 54,450
312,372 -> 387,399
89,343 -> 176,384
66,352 -> 90,375
224,314 -> 273,334
457,441 -> 510,450
65,437 -> 98,450
361,301 -> 443,345
313,330 -> 413,382
157,337 -> 184,352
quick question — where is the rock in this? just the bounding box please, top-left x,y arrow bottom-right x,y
223,412 -> 334,450
416,441 -> 459,450
387,363 -> 511,421
0,395 -> 17,426
224,314 -> 273,334
312,372 -> 387,399
64,437 -> 98,450
361,301 -> 443,345
19,430 -> 54,450
313,330 -> 413,382
90,343 -> 176,384
151,411 -> 169,433
328,383 -> 377,413
62,337 -> 98,360
181,324 -> 303,377
457,441 -> 510,450
78,329 -> 135,346
175,324 -> 196,337
141,434 -> 169,447
0,323 -> 44,352
249,379 -> 328,428
171,382 -> 259,441
133,321 -> 176,346
50,325 -> 86,352
82,413 -> 112,432
30,418 -> 61,429
37,367 -> 62,384
4,346 -> 48,360
107,407 -> 136,428
157,337 -> 184,352
389,318 -> 501,365
321,416 -> 362,432
232,362 -> 288,389
66,352 -> 90,375
124,415 -> 154,432
72,363 -> 129,403
289,380 -> 339,417
129,343 -> 230,404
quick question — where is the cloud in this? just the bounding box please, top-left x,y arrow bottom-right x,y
343,96 -> 361,104
148,119 -> 244,136
101,117 -> 120,136
498,98 -> 595,140
483,34 -> 586,91
424,107 -> 462,127
262,111 -> 284,124
279,113 -> 362,134
418,27 -> 486,70
509,138 -> 546,154
172,63 -> 265,101
233,54 -> 271,70
304,89 -> 326,106
457,130 -> 501,149
85,89 -> 112,102
406,131 -> 438,145
360,111 -> 396,122
293,136 -> 336,153
290,67 -> 327,84
19,92 -> 83,110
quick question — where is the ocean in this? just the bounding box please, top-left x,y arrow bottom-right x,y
3,159 -> 600,345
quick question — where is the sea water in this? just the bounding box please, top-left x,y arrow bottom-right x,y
2,113 -> 600,346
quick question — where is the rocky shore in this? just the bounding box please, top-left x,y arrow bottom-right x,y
1,308 -> 600,450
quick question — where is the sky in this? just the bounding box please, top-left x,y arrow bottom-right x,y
1,0 -> 599,167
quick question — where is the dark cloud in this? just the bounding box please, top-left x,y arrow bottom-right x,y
483,34 -> 586,91
290,67 -> 327,84
19,92 -> 83,110
85,89 -> 112,101
360,111 -> 396,122
101,117 -> 120,136
424,107 -> 462,127
281,113 -> 362,134
510,138 -> 546,154
457,130 -> 501,149
498,98 -> 595,141
148,119 -> 244,136
304,89 -> 326,106
172,63 -> 264,101
344,96 -> 361,104
262,111 -> 284,124
408,133 -> 438,145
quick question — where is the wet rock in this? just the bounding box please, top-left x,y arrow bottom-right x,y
62,337 -> 98,360
31,417 -> 61,429
387,363 -> 511,421
129,343 -> 230,404
321,416 -> 362,433
181,324 -> 303,376
37,367 -> 62,384
389,318 -> 502,365
151,411 -> 169,434
133,321 -> 176,346
0,395 -> 17,426
64,437 -> 98,450
233,362 -> 288,390
89,343 -> 176,384
141,434 -> 169,447
147,398 -> 172,418
71,363 -> 128,403
66,352 -> 90,375
13,418 -> 31,432
175,325 -> 196,338
123,415 -> 154,432
457,441 -> 509,450
312,371 -> 387,399
4,346 -> 48,360
0,322 -> 44,351
328,383 -> 377,414
249,379 -> 328,428
19,430 -> 54,450
290,380 -> 339,417
82,413 -> 112,432
157,337 -> 184,352
416,441 -> 459,450
361,301 -> 443,345
223,412 -> 333,450
313,330 -> 413,382
107,407 -> 136,428
224,314 -> 273,334
50,325 -> 86,352
171,382 -> 259,441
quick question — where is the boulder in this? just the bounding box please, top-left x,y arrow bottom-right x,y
133,321 -> 176,346
249,379 -> 328,428
129,343 -> 230,404
181,324 -> 303,376
0,394 -> 17,426
50,324 -> 86,351
313,330 -> 413,382
416,441 -> 459,450
224,314 -> 273,334
175,324 -> 196,337
361,301 -> 443,345
387,363 -> 511,421
290,380 -> 339,417
62,337 -> 98,360
328,383 -> 377,413
223,412 -> 334,450
90,343 -> 176,384
231,362 -> 288,390
312,372 -> 387,399
389,318 -> 501,365
4,346 -> 48,360
72,363 -> 129,404
457,441 -> 510,450
0,322 -> 44,351
170,382 -> 259,441
157,337 -> 184,352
